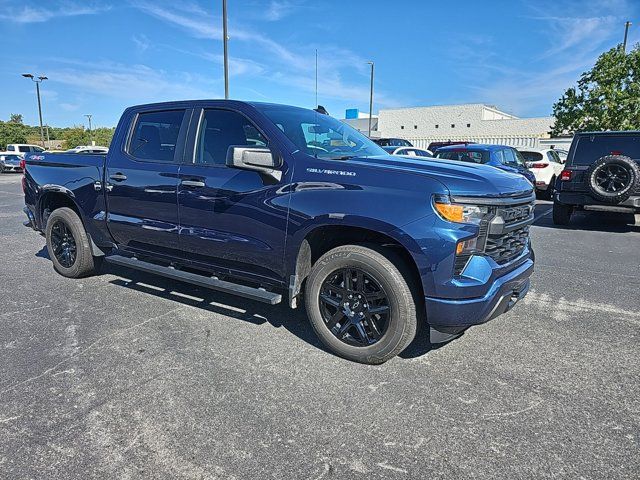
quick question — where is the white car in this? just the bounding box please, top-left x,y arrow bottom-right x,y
2,144 -> 45,156
65,146 -> 109,154
555,149 -> 569,162
381,146 -> 433,157
517,148 -> 565,199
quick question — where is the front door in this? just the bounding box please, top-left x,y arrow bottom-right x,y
105,108 -> 189,256
176,107 -> 289,282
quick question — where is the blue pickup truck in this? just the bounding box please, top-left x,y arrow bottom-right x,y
23,100 -> 535,364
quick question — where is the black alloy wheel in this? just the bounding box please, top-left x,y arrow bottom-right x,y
50,220 -> 77,268
594,164 -> 631,193
318,267 -> 390,347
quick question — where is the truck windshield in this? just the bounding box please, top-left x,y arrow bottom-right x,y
254,104 -> 386,160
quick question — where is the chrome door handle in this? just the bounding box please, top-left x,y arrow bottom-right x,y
109,173 -> 127,181
181,180 -> 205,188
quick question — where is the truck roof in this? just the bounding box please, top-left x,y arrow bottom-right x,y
124,99 -> 306,110
574,130 -> 640,136
436,144 -> 513,151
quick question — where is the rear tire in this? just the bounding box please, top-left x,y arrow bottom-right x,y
552,201 -> 572,226
45,207 -> 98,278
304,245 -> 418,364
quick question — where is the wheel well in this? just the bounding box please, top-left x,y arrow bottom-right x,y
292,225 -> 424,307
39,192 -> 80,228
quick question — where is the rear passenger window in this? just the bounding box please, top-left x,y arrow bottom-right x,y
195,109 -> 268,166
128,110 -> 185,162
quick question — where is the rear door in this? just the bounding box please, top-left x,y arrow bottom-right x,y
176,106 -> 289,281
105,108 -> 190,256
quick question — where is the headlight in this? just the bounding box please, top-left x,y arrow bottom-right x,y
0,156 -> 5,161
433,195 -> 489,225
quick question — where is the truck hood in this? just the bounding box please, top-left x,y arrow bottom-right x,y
353,155 -> 534,197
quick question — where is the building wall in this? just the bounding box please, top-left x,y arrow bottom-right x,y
342,117 -> 380,138
376,104 -> 554,149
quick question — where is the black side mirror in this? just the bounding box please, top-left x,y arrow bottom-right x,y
226,146 -> 282,181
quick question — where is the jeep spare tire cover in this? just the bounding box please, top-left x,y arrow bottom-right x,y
585,155 -> 640,204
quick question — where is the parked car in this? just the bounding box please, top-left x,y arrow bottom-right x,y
436,144 -> 536,185
65,146 -> 110,154
23,100 -> 534,364
554,149 -> 569,162
2,144 -> 45,156
381,146 -> 433,157
428,141 -> 476,153
373,138 -> 413,147
552,131 -> 640,225
517,148 -> 565,199
0,153 -> 23,173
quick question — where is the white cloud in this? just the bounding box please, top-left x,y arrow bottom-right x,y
265,1 -> 297,21
0,1 -> 110,23
130,1 -> 404,109
443,0 -> 637,116
46,59 -> 219,103
59,102 -> 81,112
132,34 -> 150,53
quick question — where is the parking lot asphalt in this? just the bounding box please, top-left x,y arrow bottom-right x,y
0,172 -> 638,479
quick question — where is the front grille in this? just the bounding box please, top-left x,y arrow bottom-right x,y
485,225 -> 530,264
452,194 -> 534,276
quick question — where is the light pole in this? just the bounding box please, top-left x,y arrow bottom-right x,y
623,21 -> 632,53
222,0 -> 229,99
367,61 -> 374,138
22,73 -> 48,148
85,114 -> 93,145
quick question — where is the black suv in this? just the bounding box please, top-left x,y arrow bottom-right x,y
553,131 -> 640,225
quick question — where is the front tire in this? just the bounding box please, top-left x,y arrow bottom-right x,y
45,207 -> 98,278
552,201 -> 572,226
304,245 -> 418,364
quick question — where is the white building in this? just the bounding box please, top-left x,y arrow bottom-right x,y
344,104 -> 557,149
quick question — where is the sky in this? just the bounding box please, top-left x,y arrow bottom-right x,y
1,0 -> 639,128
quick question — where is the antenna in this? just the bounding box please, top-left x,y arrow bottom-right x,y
315,48 -> 318,108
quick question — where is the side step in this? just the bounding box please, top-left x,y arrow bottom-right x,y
105,255 -> 282,305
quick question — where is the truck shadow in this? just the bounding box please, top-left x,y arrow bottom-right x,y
98,262 -> 439,362
35,246 -> 50,260
101,262 -> 327,351
533,201 -> 640,233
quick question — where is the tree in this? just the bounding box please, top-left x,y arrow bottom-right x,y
0,122 -> 28,149
8,114 -> 23,124
552,44 -> 640,135
62,127 -> 89,149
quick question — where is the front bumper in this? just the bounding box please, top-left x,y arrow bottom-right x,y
426,256 -> 533,342
1,164 -> 22,172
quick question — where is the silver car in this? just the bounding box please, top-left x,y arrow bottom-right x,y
0,154 -> 23,173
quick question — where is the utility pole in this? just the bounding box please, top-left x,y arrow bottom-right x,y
85,114 -> 93,145
22,73 -> 48,147
367,61 -> 374,138
623,21 -> 632,53
222,0 -> 229,99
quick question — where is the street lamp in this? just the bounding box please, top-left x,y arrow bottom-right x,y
623,21 -> 632,53
366,61 -> 374,139
22,73 -> 48,148
85,114 -> 93,145
222,0 -> 229,99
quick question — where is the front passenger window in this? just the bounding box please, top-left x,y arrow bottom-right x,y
195,109 -> 268,166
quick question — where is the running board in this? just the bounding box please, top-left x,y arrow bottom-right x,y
105,255 -> 282,305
